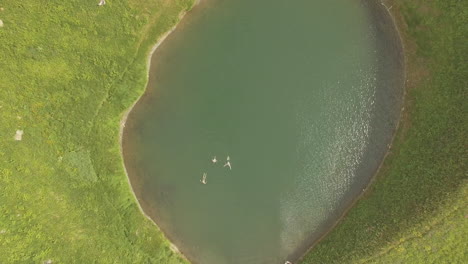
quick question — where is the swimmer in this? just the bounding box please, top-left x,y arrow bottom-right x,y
200,173 -> 207,184
223,161 -> 232,170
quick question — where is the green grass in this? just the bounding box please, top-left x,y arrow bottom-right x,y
0,0 -> 466,263
0,0 -> 193,263
300,0 -> 467,263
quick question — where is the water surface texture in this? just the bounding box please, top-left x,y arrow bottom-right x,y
123,0 -> 403,263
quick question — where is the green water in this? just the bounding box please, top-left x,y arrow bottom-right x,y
123,0 -> 403,263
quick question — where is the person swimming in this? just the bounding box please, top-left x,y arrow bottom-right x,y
212,156 -> 217,163
223,156 -> 232,170
200,173 -> 207,184
223,161 -> 232,170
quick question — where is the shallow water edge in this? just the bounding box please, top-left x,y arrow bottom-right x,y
119,0 -> 201,261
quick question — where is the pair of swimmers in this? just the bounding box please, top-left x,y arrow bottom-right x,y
212,155 -> 231,170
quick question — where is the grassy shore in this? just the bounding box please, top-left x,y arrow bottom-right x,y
0,0 -> 193,263
301,0 -> 467,263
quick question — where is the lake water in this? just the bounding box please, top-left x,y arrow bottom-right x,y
122,0 -> 404,263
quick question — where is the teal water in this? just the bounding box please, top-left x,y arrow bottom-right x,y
123,0 -> 403,263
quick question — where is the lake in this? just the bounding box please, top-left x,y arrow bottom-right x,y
122,0 -> 404,263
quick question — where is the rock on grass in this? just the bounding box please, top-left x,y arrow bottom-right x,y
14,130 -> 23,141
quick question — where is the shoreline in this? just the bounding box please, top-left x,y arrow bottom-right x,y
118,0 -> 201,262
118,0 -> 407,263
295,0 -> 408,262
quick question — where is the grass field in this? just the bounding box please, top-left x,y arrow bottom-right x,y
0,0 -> 466,263
0,0 -> 193,263
301,0 -> 467,263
